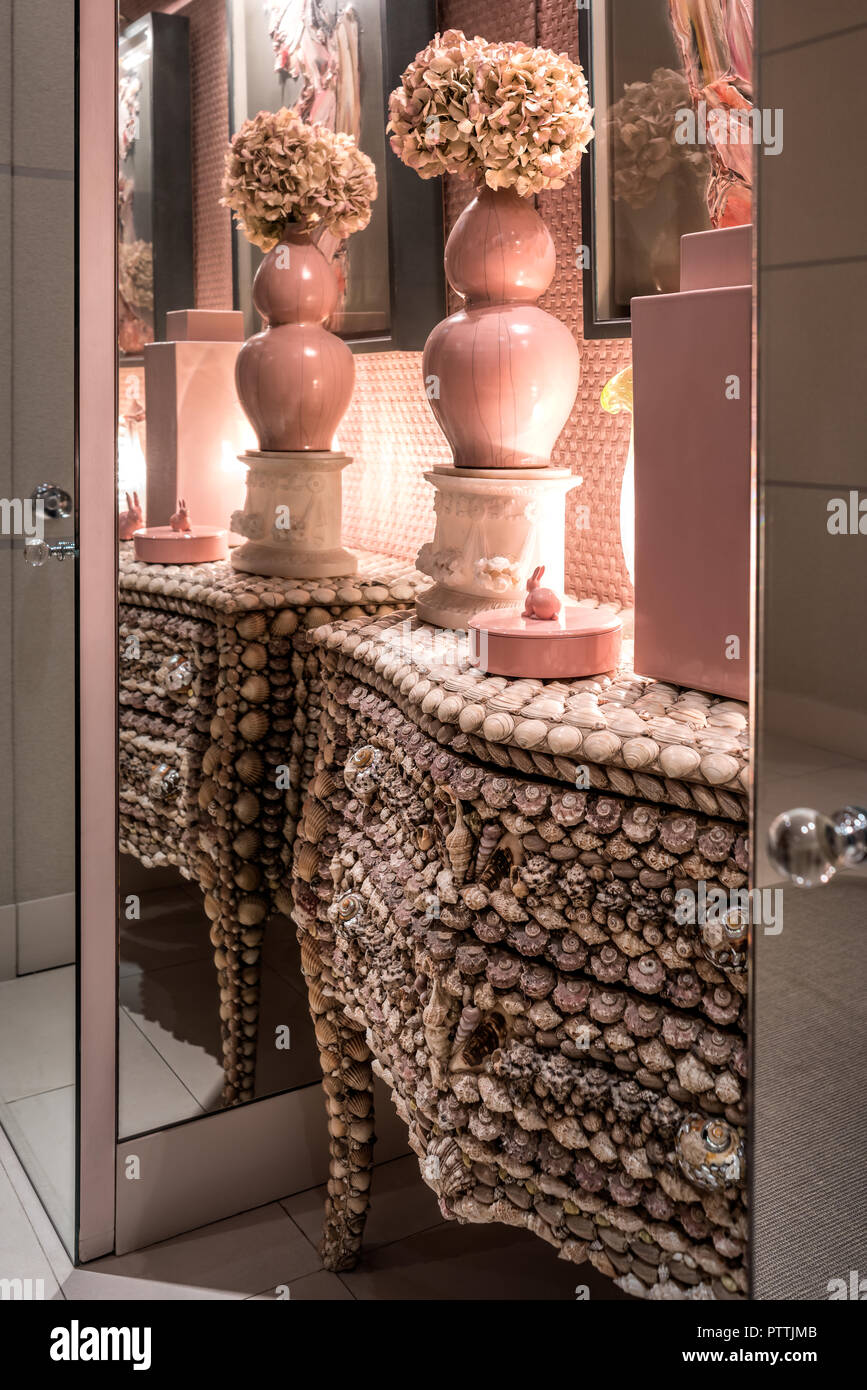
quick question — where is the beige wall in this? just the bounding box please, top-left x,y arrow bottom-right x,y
1,0 -> 13,925
0,0 -> 76,949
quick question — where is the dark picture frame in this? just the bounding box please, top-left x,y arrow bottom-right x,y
118,13 -> 194,355
228,0 -> 445,354
579,0 -> 716,341
579,2 -> 631,340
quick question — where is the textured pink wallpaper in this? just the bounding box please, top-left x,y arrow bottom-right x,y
338,355 -> 452,561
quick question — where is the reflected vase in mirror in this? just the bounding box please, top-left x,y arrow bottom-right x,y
235,232 -> 354,453
221,106 -> 378,578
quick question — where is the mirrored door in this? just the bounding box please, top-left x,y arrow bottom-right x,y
751,0 -> 867,1298
0,0 -> 78,1256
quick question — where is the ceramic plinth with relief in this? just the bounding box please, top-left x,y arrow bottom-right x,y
230,450 -> 357,580
415,466 -> 581,630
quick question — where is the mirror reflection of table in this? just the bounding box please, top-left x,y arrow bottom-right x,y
118,544 -> 423,1104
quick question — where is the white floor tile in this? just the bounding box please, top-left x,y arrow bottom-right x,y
81,1202 -> 321,1298
118,1010 -> 203,1139
0,1122 -> 74,1284
0,1157 -> 62,1300
4,1086 -> 75,1245
118,958 -> 225,1112
0,965 -> 75,1101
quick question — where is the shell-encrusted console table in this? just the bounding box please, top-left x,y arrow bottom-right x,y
292,611 -> 750,1299
117,546 -> 425,1105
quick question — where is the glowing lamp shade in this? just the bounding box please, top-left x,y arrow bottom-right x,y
600,365 -> 635,587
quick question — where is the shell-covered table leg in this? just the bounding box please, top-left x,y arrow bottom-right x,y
204,887 -> 261,1107
300,935 -> 376,1271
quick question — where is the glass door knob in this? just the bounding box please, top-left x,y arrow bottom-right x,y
767,805 -> 867,887
31,482 -> 73,519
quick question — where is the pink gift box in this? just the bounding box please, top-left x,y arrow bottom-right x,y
631,227 -> 752,701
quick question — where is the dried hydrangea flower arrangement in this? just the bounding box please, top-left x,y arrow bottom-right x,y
218,108 -> 378,571
221,105 -> 377,250
387,29 -> 594,196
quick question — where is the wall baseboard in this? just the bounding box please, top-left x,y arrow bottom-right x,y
16,891 -> 76,975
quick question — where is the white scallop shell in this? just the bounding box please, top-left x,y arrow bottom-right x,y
486,691 -> 527,712
520,698 -> 566,719
459,704 -> 486,733
668,707 -> 708,729
695,730 -> 743,754
561,707 -> 607,731
420,687 -> 443,715
582,730 -> 622,763
546,725 -> 582,756
603,709 -> 646,738
707,710 -> 748,730
513,719 -> 548,750
621,736 -> 659,770
699,752 -> 740,785
437,694 -> 463,723
659,744 -> 702,778
482,712 -> 515,743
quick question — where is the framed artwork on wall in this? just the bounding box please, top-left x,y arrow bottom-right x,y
579,0 -> 753,339
228,0 -> 445,352
118,13 -> 194,356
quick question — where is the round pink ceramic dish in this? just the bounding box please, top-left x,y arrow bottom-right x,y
469,605 -> 623,679
133,526 -> 229,565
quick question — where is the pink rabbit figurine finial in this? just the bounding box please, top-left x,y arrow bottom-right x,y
118,490 -> 143,540
170,498 -> 192,533
523,565 -> 562,622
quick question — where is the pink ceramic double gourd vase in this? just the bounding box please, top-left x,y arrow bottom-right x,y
424,185 -> 581,469
235,231 -> 354,452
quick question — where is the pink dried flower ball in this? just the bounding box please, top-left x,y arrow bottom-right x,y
221,106 -> 377,250
387,29 -> 594,196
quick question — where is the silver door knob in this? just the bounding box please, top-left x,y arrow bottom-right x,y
31,482 -> 73,519
767,805 -> 867,887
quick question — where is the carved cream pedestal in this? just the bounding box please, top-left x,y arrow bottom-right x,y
415,467 -> 581,630
230,450 -> 357,579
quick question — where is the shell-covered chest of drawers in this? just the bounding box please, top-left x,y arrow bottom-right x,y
292,612 -> 751,1299
117,547 -> 425,1104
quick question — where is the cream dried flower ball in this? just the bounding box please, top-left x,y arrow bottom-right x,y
387,29 -> 594,196
221,106 -> 377,251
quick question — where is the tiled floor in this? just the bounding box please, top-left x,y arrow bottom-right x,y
0,1120 -> 626,1300
0,866 -> 631,1299
0,962 -> 76,1248
0,873 -> 325,1250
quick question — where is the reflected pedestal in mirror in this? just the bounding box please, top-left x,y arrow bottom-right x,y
230,452 -> 357,580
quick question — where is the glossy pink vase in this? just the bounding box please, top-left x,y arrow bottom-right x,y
235,231 -> 354,452
423,185 -> 581,469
